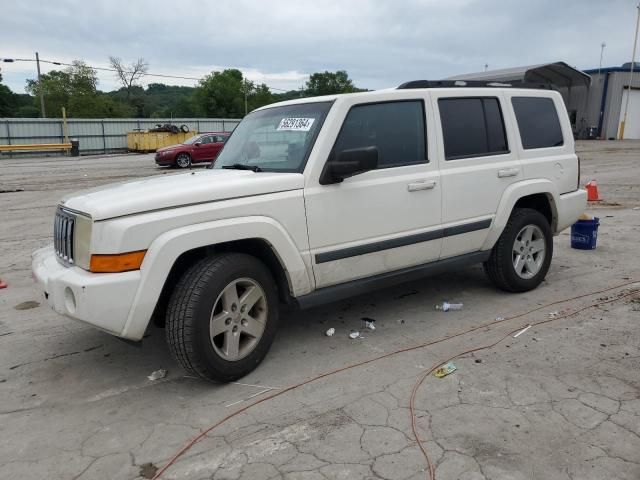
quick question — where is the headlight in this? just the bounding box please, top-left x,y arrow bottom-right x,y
73,213 -> 92,270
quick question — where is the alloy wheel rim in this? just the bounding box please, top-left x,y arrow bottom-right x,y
512,224 -> 546,279
209,278 -> 268,361
177,155 -> 189,167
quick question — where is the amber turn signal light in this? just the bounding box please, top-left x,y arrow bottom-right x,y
89,250 -> 146,273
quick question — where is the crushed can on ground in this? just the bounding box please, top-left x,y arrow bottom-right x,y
434,362 -> 457,378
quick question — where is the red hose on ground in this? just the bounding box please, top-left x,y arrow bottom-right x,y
152,280 -> 639,480
409,287 -> 640,479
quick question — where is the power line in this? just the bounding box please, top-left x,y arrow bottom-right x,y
1,56 -> 293,92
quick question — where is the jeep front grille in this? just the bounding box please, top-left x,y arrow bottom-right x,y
54,207 -> 76,265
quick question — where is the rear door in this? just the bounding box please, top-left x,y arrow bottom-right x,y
432,91 -> 522,258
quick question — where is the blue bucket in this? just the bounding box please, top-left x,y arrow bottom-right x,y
571,218 -> 600,250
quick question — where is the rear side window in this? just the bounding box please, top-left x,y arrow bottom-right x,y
438,97 -> 508,160
512,97 -> 564,149
333,100 -> 427,168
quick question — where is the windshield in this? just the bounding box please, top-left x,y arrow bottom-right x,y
183,135 -> 201,145
213,102 -> 333,173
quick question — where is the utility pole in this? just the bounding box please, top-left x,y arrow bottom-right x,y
35,52 -> 46,118
598,42 -> 606,77
244,79 -> 248,116
619,3 -> 640,139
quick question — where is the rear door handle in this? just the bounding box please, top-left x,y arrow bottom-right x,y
497,168 -> 519,178
407,180 -> 437,192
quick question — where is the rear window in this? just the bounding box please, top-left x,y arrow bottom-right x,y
512,97 -> 564,149
438,97 -> 508,160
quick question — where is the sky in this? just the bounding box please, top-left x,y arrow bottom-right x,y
1,0 -> 639,94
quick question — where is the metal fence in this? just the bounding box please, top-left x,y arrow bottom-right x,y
0,117 -> 241,156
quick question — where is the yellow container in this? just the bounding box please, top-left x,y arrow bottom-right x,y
127,131 -> 198,152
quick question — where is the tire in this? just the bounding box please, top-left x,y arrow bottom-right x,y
175,153 -> 191,168
166,253 -> 280,383
180,124 -> 189,133
484,208 -> 553,293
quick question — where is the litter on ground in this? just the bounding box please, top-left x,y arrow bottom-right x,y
362,317 -> 376,330
147,369 -> 167,381
513,325 -> 532,338
435,301 -> 464,312
434,362 -> 457,378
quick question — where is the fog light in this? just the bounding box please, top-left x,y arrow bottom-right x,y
64,287 -> 76,314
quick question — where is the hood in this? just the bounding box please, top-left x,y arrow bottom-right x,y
61,169 -> 304,221
156,143 -> 182,152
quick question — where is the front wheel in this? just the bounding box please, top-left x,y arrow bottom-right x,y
166,253 -> 280,382
484,208 -> 553,293
175,153 -> 191,168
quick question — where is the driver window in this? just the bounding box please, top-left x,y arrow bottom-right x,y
200,136 -> 213,144
333,100 -> 427,168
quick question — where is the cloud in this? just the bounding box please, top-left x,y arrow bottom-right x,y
1,0 -> 636,93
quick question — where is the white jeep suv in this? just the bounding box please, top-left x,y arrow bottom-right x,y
32,80 -> 586,382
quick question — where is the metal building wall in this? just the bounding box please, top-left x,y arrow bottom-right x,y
601,72 -> 640,139
566,75 -> 605,136
0,118 -> 240,155
570,70 -> 640,140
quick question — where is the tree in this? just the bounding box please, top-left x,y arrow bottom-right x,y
0,72 -> 13,116
15,105 -> 40,117
109,56 -> 149,101
304,70 -> 359,96
26,61 -> 100,116
25,61 -> 132,118
193,69 -> 274,118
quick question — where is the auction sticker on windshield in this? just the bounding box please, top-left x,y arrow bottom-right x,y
277,118 -> 315,131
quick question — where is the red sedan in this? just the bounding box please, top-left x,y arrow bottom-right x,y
155,132 -> 231,168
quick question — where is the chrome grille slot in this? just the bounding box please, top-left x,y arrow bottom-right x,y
54,207 -> 76,265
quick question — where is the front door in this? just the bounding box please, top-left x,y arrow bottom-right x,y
209,135 -> 226,161
304,98 -> 442,288
192,135 -> 216,162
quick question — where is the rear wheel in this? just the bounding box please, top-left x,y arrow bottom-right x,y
166,253 -> 279,382
484,208 -> 553,292
175,153 -> 191,168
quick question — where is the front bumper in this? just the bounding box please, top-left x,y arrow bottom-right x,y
32,246 -> 141,338
155,152 -> 174,164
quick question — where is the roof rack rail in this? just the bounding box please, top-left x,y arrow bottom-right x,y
397,80 -> 553,90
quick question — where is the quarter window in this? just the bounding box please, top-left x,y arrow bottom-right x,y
333,101 -> 427,168
512,97 -> 564,149
438,97 -> 509,160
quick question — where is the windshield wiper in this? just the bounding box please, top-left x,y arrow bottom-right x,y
222,163 -> 262,172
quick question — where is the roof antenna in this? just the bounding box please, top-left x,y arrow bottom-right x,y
484,63 -> 489,72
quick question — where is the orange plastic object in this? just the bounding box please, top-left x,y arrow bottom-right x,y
90,251 -> 146,273
586,180 -> 600,202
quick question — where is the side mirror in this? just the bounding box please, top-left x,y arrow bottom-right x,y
194,142 -> 201,147
319,146 -> 378,185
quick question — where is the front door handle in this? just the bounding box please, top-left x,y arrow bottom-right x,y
407,180 -> 437,192
497,168 -> 519,178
